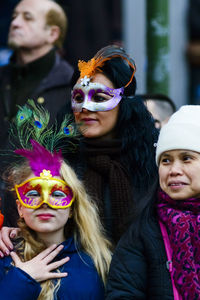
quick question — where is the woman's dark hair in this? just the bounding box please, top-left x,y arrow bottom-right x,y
117,96 -> 159,188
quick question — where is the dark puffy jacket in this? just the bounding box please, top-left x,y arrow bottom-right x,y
0,237 -> 105,300
106,217 -> 174,299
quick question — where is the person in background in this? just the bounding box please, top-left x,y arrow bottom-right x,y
0,103 -> 111,299
0,45 -> 159,250
0,0 -> 73,224
141,93 -> 176,129
0,0 -> 73,146
106,105 -> 200,299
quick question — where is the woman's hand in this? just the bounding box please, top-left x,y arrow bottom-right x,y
10,244 -> 69,282
0,226 -> 20,257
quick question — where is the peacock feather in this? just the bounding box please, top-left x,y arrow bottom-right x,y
9,99 -> 79,154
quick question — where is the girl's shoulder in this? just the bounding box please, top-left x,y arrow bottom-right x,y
58,238 -> 105,299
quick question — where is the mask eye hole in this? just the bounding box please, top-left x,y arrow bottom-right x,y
25,190 -> 40,198
92,92 -> 112,103
73,93 -> 84,103
51,190 -> 67,198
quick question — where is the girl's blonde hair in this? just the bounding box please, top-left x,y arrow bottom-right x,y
60,161 -> 112,283
7,160 -> 112,300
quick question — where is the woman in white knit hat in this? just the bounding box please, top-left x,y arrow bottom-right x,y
106,105 -> 200,299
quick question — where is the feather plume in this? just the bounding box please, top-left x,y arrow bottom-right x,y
15,140 -> 62,176
78,45 -> 136,88
9,99 -> 79,155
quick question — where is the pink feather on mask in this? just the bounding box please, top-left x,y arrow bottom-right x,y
14,140 -> 62,176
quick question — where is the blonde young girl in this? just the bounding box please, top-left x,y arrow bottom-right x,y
0,141 -> 111,300
0,102 -> 111,300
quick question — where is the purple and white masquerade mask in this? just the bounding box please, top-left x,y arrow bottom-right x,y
71,45 -> 136,112
71,79 -> 124,112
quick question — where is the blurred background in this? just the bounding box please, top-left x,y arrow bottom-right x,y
0,0 -> 199,109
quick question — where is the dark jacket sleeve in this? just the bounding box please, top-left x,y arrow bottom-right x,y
106,224 -> 147,299
0,261 -> 41,300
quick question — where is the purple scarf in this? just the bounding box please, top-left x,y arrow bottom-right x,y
157,190 -> 200,299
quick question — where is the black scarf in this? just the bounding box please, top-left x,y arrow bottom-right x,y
82,138 -> 134,244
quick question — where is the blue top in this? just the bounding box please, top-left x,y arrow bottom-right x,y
0,237 -> 105,300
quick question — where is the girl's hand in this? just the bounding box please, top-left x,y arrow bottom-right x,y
10,244 -> 69,282
0,226 -> 20,257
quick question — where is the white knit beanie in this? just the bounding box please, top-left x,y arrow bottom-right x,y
156,105 -> 200,165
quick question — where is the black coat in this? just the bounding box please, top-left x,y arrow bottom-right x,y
0,50 -> 73,150
106,217 -> 174,299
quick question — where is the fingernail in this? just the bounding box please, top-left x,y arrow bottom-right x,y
0,252 -> 4,258
5,250 -> 10,256
10,233 -> 16,238
9,245 -> 13,250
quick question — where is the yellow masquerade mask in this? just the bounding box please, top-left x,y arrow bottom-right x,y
15,170 -> 74,209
